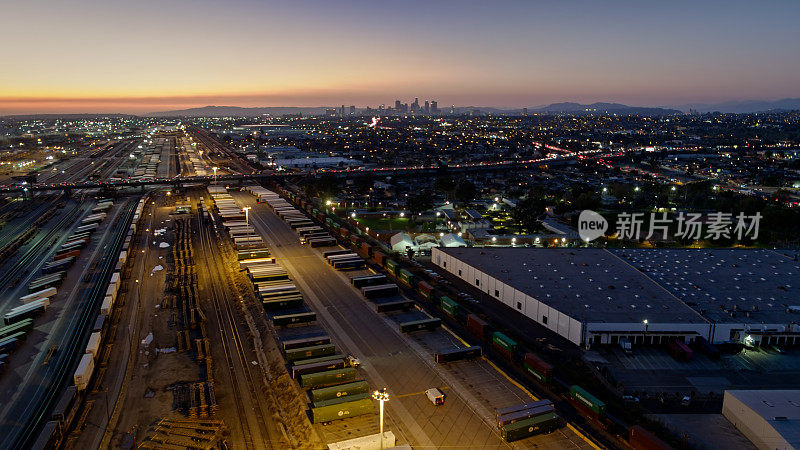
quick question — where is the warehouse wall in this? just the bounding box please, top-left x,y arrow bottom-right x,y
432,248 -> 583,345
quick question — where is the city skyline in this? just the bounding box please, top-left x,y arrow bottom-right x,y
2,0 -> 800,114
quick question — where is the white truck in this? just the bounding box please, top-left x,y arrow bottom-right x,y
619,337 -> 632,355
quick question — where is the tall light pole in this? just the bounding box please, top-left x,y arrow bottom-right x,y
243,206 -> 251,237
643,319 -> 649,345
372,388 -> 390,449
212,166 -> 218,184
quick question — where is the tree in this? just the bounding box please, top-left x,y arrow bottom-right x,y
513,195 -> 547,232
454,180 -> 477,205
407,191 -> 433,219
434,176 -> 456,198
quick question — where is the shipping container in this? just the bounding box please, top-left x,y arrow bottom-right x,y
372,251 -> 387,267
20,287 -> 57,305
262,297 -> 304,310
351,275 -> 387,288
375,299 -> 415,313
569,385 -> 606,416
440,296 -> 459,318
497,404 -> 555,428
0,333 -> 25,353
466,314 -> 490,340
4,299 -> 49,325
0,318 -> 34,339
53,249 -> 80,262
492,332 -> 518,354
237,248 -> 271,260
313,392 -> 371,409
309,237 -> 337,248
416,281 -> 434,300
385,259 -> 399,275
28,272 -> 65,294
667,338 -> 694,361
494,400 -> 554,421
42,258 -> 75,274
434,346 -> 482,363
299,367 -> 357,388
73,353 -> 95,390
282,335 -> 331,351
398,318 -> 441,333
397,269 -> 415,287
85,331 -> 101,358
361,284 -> 399,299
291,359 -> 346,379
311,398 -> 373,423
291,353 -> 346,367
333,259 -> 366,271
272,312 -> 317,327
500,412 -> 561,442
284,344 -> 336,362
523,353 -> 554,383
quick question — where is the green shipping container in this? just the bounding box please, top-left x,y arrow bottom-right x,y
313,392 -> 371,408
237,249 -> 270,260
284,344 -> 336,362
311,398 -> 373,424
500,412 -> 561,442
385,259 -> 399,275
569,386 -> 606,416
440,296 -> 459,317
523,362 -> 551,383
300,367 -> 357,388
492,332 -> 518,353
0,318 -> 35,339
272,312 -> 317,327
398,269 -> 414,286
310,380 -> 370,403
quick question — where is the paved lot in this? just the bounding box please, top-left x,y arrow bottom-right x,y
234,190 -> 595,450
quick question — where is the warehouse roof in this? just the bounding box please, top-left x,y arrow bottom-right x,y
725,390 -> 800,449
439,248 -> 706,324
612,249 -> 800,325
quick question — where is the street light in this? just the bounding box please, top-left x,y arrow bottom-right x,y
643,319 -> 649,345
243,206 -> 251,236
212,166 -> 218,184
372,388 -> 390,449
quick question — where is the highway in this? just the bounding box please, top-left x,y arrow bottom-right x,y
0,198 -> 136,448
232,190 -> 594,449
195,196 -> 282,449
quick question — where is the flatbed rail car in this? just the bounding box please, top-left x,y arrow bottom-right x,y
434,346 -> 482,363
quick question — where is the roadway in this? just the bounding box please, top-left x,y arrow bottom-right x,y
0,198 -> 136,448
232,190 -> 594,449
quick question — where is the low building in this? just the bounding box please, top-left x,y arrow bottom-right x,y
431,247 -> 800,347
722,390 -> 800,450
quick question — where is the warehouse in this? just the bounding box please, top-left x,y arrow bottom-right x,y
431,248 -> 800,347
722,390 -> 800,450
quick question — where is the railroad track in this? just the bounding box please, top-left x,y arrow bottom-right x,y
195,205 -> 275,449
6,199 -> 136,449
0,200 -> 88,300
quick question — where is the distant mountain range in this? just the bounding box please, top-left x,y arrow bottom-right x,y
673,98 -> 800,114
144,105 -> 329,118
529,102 -> 681,115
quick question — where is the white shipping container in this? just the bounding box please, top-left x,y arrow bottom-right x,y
101,295 -> 113,315
73,353 -> 95,391
20,287 -> 57,304
85,331 -> 101,358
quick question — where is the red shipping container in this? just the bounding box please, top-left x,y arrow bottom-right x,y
54,249 -> 80,261
466,314 -> 489,340
523,353 -> 553,378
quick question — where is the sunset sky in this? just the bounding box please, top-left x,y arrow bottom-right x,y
2,0 -> 799,114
